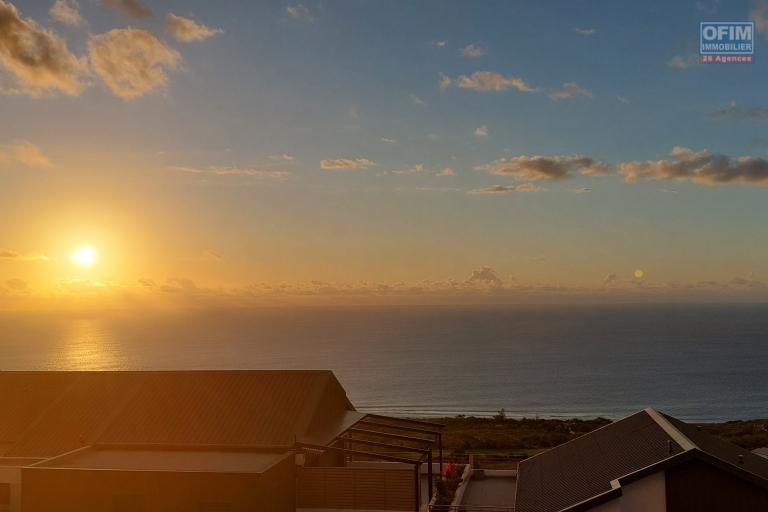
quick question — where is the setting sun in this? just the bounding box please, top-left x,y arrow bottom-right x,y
71,246 -> 97,266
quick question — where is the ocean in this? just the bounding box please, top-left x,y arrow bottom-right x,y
0,304 -> 766,422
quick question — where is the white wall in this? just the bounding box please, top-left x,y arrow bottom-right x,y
589,471 -> 666,512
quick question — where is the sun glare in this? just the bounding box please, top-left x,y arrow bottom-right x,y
71,246 -> 97,266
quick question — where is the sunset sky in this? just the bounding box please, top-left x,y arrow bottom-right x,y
2,0 -> 768,308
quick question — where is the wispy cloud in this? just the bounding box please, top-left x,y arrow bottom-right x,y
88,28 -> 181,100
616,95 -> 630,104
710,101 -> 768,120
50,0 -> 84,26
475,154 -> 607,180
392,164 -> 427,175
171,165 -> 291,180
0,249 -> 49,261
474,125 -> 489,138
101,0 -> 151,19
0,0 -> 87,96
381,138 -> 397,144
460,42 -> 487,58
618,146 -> 768,186
320,158 -> 375,170
573,27 -> 596,36
434,40 -> 447,48
668,54 -> 698,69
549,82 -> 592,100
436,167 -> 455,177
468,183 -> 542,194
286,4 -> 312,21
438,72 -> 452,90
410,94 -> 426,106
449,71 -> 536,92
165,13 -> 222,43
269,153 -> 295,161
0,140 -> 52,167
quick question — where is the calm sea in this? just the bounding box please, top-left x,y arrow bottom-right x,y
1,304 -> 766,422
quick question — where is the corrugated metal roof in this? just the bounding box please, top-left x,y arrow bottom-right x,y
0,370 -> 351,457
516,408 -> 768,512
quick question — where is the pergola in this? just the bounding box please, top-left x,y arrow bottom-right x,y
296,414 -> 445,511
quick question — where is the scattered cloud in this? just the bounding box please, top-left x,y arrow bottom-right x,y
0,249 -> 49,261
573,187 -> 592,193
381,137 -> 397,144
392,164 -> 427,175
710,101 -> 768,120
466,266 -> 503,287
475,154 -> 608,181
88,28 -> 181,100
616,95 -> 630,104
171,165 -> 290,180
752,0 -> 768,34
0,0 -> 87,96
474,125 -> 489,138
286,4 -> 312,21
618,146 -> 768,186
101,0 -> 151,19
165,13 -> 222,43
0,140 -> 52,167
410,93 -> 426,106
573,27 -> 596,36
668,54 -> 698,69
549,82 -> 592,101
468,183 -> 542,195
453,71 -> 536,92
460,42 -> 487,58
438,72 -> 452,90
320,158 -> 375,170
270,153 -> 295,161
50,0 -> 84,26
434,40 -> 447,48
436,167 -> 455,177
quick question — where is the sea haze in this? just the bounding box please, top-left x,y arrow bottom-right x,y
0,304 -> 766,422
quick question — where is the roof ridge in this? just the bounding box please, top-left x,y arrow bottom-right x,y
644,407 -> 696,451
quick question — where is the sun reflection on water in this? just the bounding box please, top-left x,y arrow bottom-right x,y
53,318 -> 124,370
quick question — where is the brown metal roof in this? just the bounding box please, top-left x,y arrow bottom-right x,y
516,408 -> 768,512
0,370 -> 352,458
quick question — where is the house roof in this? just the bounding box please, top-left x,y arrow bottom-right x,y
0,370 -> 353,458
516,408 -> 768,512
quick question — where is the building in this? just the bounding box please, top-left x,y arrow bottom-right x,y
0,371 -> 442,512
515,407 -> 768,512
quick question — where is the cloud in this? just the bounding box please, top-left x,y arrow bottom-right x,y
101,0 -> 151,19
434,40 -> 447,48
618,146 -> 768,185
50,0 -> 84,26
0,249 -> 49,261
452,71 -> 535,92
466,266 -> 503,287
573,187 -> 592,193
165,14 -> 222,43
752,0 -> 768,34
475,154 -> 608,181
549,82 -> 592,100
320,158 -> 375,170
573,27 -> 596,36
270,153 -> 295,161
710,101 -> 768,120
88,28 -> 181,100
0,0 -> 87,95
286,4 -> 312,21
668,54 -> 698,69
461,43 -> 487,58
467,183 -> 542,194
5,278 -> 27,291
392,164 -> 426,175
436,167 -> 455,177
438,72 -> 452,90
202,250 -> 222,260
0,140 -> 51,167
381,137 -> 397,144
474,125 -> 489,138
616,95 -> 630,104
410,94 -> 426,106
603,273 -> 618,286
172,165 -> 291,180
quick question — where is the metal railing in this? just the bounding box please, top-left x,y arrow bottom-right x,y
429,506 -> 514,512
